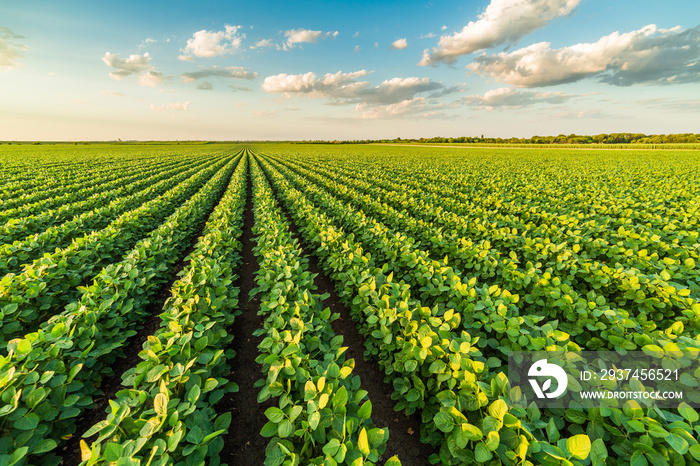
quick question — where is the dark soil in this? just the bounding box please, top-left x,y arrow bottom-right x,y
59,159 -> 235,466
217,157 -> 271,464
258,159 -> 436,465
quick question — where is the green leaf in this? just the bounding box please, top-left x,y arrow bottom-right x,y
631,450 -> 648,466
10,447 -> 29,465
463,423 -> 484,441
32,439 -> 58,455
358,400 -> 372,420
83,420 -> 110,438
567,434 -> 591,460
265,407 -> 285,423
14,413 -> 39,430
590,438 -> 608,466
665,433 -> 689,455
367,428 -> 388,448
261,421 -> 278,437
202,429 -> 226,443
644,450 -> 669,466
309,411 -> 321,430
187,385 -> 201,404
433,411 -> 454,433
546,418 -> 559,442
26,387 -> 48,409
139,417 -> 161,438
104,443 -> 123,462
678,402 -> 699,423
485,431 -> 499,451
323,438 -> 341,457
332,386 -> 348,409
278,420 -> 294,438
475,442 -> 493,463
689,444 -> 700,461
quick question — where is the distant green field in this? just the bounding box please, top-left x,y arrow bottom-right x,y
1,143 -> 699,465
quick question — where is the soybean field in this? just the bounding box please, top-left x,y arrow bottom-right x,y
0,142 -> 699,466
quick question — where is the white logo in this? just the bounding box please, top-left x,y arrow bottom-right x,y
529,359 -> 568,399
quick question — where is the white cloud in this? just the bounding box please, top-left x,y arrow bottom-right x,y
420,33 -> 436,39
462,87 -> 574,109
251,38 -> 279,49
283,28 -> 338,50
197,81 -> 213,90
0,27 -> 28,69
181,25 -> 244,59
391,38 -> 408,50
353,45 -> 361,52
261,70 -> 371,97
151,101 -> 191,112
181,66 -> 257,83
137,37 -> 157,50
229,84 -> 253,92
441,25 -> 448,31
467,24 -> 700,87
374,42 -> 379,49
361,77 -> 444,104
420,0 -> 580,65
102,52 -> 166,87
103,52 -> 153,79
262,70 -> 454,119
138,70 -> 164,87
355,98 -> 446,119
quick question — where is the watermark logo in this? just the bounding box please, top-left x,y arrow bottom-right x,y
529,358 -> 568,399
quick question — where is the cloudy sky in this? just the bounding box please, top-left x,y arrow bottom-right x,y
1,0 -> 699,140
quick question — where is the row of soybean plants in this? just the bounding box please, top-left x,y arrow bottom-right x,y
0,152 -> 232,345
77,150 -> 250,466
343,157 -> 700,330
295,145 -> 698,294
0,154 -> 216,275
337,151 -> 699,305
0,144 -> 192,202
0,153 -> 181,220
275,151 -> 698,349
264,154 -> 650,355
257,150 -> 700,466
0,154 -> 201,247
0,151 -> 242,466
248,155 -> 399,465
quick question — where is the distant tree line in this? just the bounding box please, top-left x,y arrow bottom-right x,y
295,133 -> 700,145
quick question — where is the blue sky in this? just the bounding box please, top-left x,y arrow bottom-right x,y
1,0 -> 699,140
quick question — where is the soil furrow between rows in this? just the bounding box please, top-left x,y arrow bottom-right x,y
257,153 -> 435,465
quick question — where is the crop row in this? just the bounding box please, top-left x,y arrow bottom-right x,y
0,154 -> 221,278
0,152 -> 241,465
0,153 -> 233,346
249,155 -> 397,465
78,150 -> 249,466
268,153 -> 698,346
0,154 -> 207,248
255,150 -> 700,466
0,155 -> 190,221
